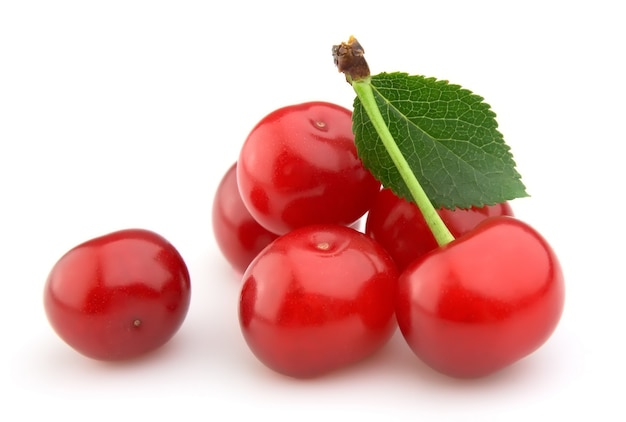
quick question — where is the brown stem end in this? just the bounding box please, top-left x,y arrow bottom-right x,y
332,36 -> 371,83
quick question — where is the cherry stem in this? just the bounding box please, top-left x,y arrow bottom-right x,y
351,80 -> 455,246
333,36 -> 454,246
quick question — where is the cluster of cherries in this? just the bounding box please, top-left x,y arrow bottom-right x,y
42,99 -> 563,380
213,101 -> 565,379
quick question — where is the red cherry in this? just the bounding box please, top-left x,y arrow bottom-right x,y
212,162 -> 279,274
238,224 -> 398,378
395,216 -> 565,378
366,188 -> 514,272
44,228 -> 191,361
237,101 -> 381,235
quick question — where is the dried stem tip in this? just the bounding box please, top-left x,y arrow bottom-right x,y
332,36 -> 370,82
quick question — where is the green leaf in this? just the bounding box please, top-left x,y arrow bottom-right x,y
352,72 -> 528,209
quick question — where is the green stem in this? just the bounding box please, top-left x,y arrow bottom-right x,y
352,78 -> 455,246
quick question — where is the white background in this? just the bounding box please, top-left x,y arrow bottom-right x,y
1,1 -> 624,420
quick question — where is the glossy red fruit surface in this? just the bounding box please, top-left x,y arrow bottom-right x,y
237,101 -> 381,235
239,224 -> 398,378
395,216 -> 565,378
44,228 -> 191,361
212,162 -> 279,274
366,188 -> 514,272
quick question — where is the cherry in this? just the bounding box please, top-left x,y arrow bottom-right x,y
395,216 -> 565,378
238,224 -> 398,378
237,101 -> 381,235
43,228 -> 191,361
366,188 -> 514,272
212,162 -> 279,274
